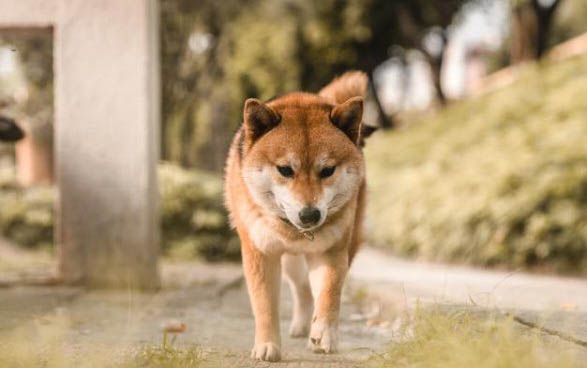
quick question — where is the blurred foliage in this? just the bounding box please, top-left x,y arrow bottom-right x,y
551,0 -> 587,45
160,0 -> 474,171
489,0 -> 586,71
365,54 -> 587,274
159,163 -> 239,261
3,1 -> 585,173
0,163 -> 239,262
0,32 -> 53,143
0,172 -> 53,249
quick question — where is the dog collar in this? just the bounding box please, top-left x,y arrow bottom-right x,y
279,217 -> 315,241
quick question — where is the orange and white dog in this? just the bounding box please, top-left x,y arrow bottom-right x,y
224,71 -> 374,362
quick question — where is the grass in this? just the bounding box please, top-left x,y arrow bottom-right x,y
365,54 -> 587,273
371,309 -> 578,368
0,343 -> 202,368
118,345 -> 202,368
0,314 -> 202,368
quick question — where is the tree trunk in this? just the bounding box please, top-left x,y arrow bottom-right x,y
430,59 -> 446,105
368,71 -> 395,130
424,30 -> 448,106
512,0 -> 564,63
511,4 -> 538,63
532,0 -> 564,59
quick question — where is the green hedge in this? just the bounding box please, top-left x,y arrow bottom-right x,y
0,175 -> 54,249
159,163 -> 239,261
0,163 -> 239,262
365,55 -> 587,274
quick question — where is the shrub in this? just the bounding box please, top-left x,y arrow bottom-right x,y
0,163 -> 240,262
159,163 -> 239,261
365,55 -> 587,274
0,172 -> 54,249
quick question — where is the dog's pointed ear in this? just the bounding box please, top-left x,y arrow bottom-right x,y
243,98 -> 281,142
358,124 -> 378,148
330,96 -> 363,144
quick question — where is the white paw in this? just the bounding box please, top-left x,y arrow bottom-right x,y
308,318 -> 338,354
251,342 -> 281,362
289,317 -> 310,338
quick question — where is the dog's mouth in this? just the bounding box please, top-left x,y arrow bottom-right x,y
279,216 -> 316,241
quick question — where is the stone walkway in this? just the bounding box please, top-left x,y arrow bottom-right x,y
0,260 -> 393,367
350,248 -> 587,358
2,247 -> 587,366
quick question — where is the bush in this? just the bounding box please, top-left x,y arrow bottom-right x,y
0,163 -> 240,262
365,55 -> 587,274
159,163 -> 239,261
0,173 -> 54,249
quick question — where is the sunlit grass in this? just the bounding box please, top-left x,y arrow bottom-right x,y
117,345 -> 202,368
0,315 -> 202,368
371,309 -> 577,368
0,343 -> 202,368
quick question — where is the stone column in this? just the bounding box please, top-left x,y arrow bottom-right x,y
54,0 -> 160,289
0,0 -> 160,289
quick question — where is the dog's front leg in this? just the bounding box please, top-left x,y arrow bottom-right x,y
306,247 -> 348,353
241,241 -> 282,361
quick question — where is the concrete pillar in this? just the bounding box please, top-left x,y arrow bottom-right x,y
0,1 -> 55,27
0,0 -> 161,289
55,0 -> 160,289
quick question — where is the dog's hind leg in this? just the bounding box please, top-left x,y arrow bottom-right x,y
282,254 -> 313,338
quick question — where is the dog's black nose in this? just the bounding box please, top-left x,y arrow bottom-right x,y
299,207 -> 321,226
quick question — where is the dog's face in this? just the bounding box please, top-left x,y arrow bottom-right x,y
241,94 -> 365,232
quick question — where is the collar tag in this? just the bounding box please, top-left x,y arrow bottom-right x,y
302,231 -> 315,241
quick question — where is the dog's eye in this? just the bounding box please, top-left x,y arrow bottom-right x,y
277,165 -> 294,178
319,166 -> 336,178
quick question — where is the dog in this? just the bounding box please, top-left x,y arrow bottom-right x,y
224,71 -> 375,361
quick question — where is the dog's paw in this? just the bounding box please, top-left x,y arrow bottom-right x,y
308,318 -> 338,354
289,317 -> 310,338
251,342 -> 281,362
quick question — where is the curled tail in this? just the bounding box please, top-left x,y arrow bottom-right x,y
319,71 -> 376,147
318,71 -> 368,104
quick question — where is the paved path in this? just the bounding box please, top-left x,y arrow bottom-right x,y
350,247 -> 587,350
0,260 -> 393,367
2,247 -> 587,366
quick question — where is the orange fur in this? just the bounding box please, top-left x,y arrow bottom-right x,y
224,71 -> 370,361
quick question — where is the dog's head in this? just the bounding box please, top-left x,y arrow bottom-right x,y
240,92 -> 367,233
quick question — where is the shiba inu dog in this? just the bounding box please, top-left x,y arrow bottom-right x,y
224,71 -> 374,362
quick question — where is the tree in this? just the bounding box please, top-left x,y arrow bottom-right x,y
533,0 -> 565,58
511,0 -> 565,62
160,0 -> 477,168
160,0 -> 258,170
389,0 -> 471,106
